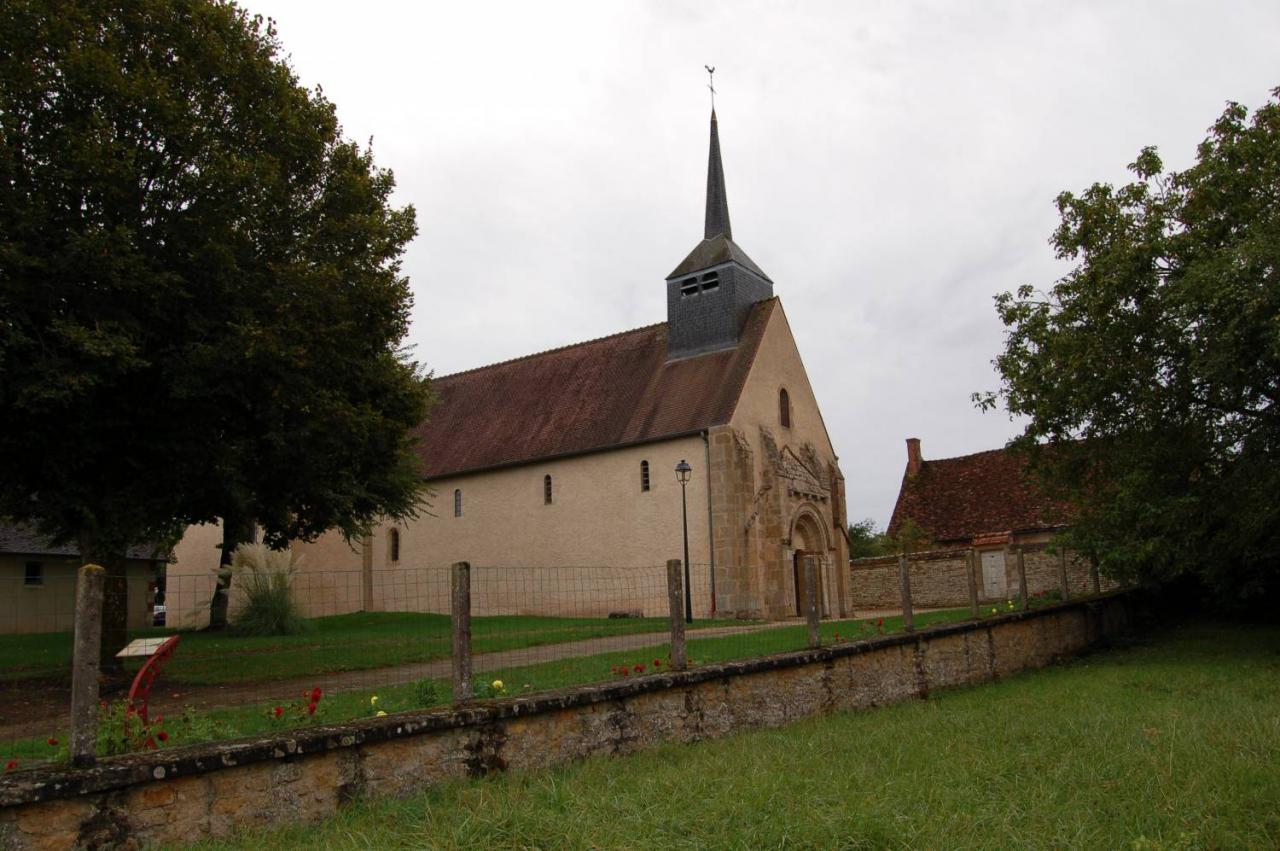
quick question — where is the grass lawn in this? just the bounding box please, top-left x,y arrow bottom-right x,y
179,621 -> 1280,850
0,611 -> 747,686
0,609 -> 978,763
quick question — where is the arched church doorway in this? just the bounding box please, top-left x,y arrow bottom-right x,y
791,510 -> 828,617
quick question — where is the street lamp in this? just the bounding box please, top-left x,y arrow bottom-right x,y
675,459 -> 693,623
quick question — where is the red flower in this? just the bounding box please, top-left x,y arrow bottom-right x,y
310,687 -> 322,703
46,737 -> 58,746
306,702 -> 317,715
634,664 -> 645,673
153,715 -> 164,725
877,618 -> 884,626
4,760 -> 16,771
157,731 -> 169,743
620,668 -> 629,677
653,658 -> 662,667
273,706 -> 284,718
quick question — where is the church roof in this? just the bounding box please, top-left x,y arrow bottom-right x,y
412,298 -> 778,480
887,446 -> 1073,544
667,235 -> 772,282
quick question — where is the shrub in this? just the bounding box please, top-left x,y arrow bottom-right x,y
413,678 -> 443,708
229,542 -> 309,636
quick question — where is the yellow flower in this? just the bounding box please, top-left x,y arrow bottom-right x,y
370,695 -> 378,705
492,679 -> 504,691
375,710 -> 387,717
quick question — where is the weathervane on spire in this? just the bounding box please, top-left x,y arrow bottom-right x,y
705,65 -> 716,111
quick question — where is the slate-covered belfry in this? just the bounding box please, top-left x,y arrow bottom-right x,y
665,110 -> 774,361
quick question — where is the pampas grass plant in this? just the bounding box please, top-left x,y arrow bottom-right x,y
229,542 -> 309,636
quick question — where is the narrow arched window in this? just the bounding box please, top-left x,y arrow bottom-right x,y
388,528 -> 401,563
780,388 -> 791,428
453,488 -> 462,517
640,460 -> 650,492
544,474 -> 553,505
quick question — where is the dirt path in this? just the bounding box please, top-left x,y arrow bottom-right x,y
0,609 -> 921,742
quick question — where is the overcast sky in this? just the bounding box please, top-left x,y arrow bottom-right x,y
242,0 -> 1278,526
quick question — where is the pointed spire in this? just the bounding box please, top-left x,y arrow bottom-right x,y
704,110 -> 732,241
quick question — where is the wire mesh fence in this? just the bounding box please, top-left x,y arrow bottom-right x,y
0,555 -> 1119,773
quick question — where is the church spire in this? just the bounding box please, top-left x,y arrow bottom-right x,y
664,84 -> 773,362
704,110 -> 732,241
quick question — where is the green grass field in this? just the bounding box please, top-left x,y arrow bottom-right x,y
1,609 -> 979,764
179,621 -> 1280,850
0,611 -> 747,686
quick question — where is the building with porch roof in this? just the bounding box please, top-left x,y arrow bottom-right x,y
170,109 -> 849,625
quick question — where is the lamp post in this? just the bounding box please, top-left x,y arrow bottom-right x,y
675,459 -> 693,623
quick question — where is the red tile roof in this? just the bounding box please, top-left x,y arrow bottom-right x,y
887,446 -> 1073,544
411,299 -> 776,479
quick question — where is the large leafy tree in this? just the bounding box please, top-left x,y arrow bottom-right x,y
0,0 -> 430,664
977,88 -> 1280,607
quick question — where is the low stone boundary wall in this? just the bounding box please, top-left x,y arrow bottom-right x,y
849,546 -> 1116,610
0,593 -> 1136,850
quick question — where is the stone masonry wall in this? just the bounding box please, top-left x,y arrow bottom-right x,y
849,545 -> 1120,610
0,594 -> 1134,850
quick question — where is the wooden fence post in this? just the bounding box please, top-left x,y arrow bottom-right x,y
450,561 -> 473,703
1090,559 -> 1102,596
1016,547 -> 1029,611
1057,549 -> 1071,601
966,549 -> 980,618
70,564 -> 105,767
803,556 -> 821,648
898,554 -> 915,632
666,559 -> 688,670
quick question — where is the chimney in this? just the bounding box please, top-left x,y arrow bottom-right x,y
906,438 -> 922,476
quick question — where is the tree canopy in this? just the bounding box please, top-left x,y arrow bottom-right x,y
847,519 -> 895,559
0,1 -> 431,652
977,88 -> 1280,607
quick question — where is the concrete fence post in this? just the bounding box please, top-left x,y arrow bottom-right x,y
1090,559 -> 1102,596
898,554 -> 915,632
666,559 -> 688,670
1016,547 -> 1029,611
70,564 -> 105,767
965,549 -> 980,618
1057,549 -> 1071,601
803,556 -> 821,648
450,561 -> 473,703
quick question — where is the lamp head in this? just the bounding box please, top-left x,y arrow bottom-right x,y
675,459 -> 692,484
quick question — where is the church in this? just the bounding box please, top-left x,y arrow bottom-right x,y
172,110 -> 849,623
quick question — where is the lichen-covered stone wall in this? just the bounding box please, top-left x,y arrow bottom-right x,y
849,545 -> 1120,610
0,595 -> 1134,850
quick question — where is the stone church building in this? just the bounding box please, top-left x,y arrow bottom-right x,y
171,111 -> 849,623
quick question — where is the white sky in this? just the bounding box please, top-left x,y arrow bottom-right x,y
241,0 -> 1279,526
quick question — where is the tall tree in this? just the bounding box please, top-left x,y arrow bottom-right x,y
0,0 -> 430,665
976,88 -> 1280,608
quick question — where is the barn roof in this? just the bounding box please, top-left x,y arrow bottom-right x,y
411,298 -> 776,480
887,445 -> 1073,544
0,523 -> 167,562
